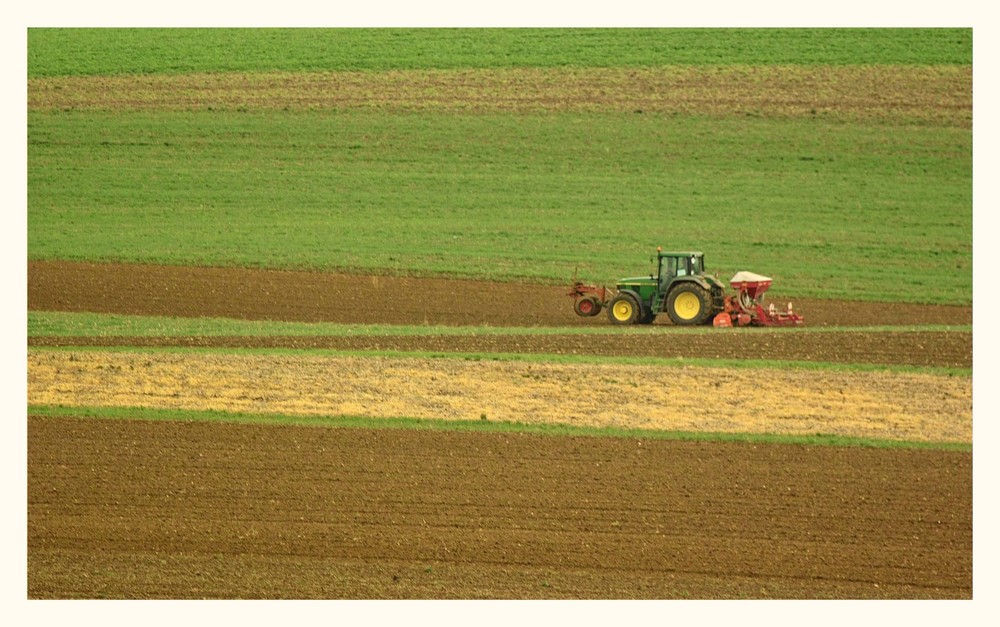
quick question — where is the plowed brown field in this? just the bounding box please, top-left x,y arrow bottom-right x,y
30,261 -> 973,328
28,260 -> 972,368
28,416 -> 972,599
26,261 -> 974,599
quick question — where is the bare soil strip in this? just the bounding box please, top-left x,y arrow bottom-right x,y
28,261 -> 971,328
28,66 -> 971,125
27,351 -> 972,443
28,330 -> 973,369
28,261 -> 973,369
28,416 -> 972,599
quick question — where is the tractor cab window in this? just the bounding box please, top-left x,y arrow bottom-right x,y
676,257 -> 690,277
665,257 -> 678,279
664,255 -> 700,279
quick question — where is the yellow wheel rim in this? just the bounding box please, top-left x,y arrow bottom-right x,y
673,292 -> 702,321
612,300 -> 634,321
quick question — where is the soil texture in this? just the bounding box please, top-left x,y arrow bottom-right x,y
28,416 -> 972,599
28,262 -> 972,371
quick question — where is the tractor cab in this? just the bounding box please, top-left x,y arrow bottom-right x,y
657,251 -> 705,282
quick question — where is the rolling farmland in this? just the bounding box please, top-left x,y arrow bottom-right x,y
27,29 -> 972,600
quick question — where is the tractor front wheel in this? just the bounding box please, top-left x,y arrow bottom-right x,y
607,293 -> 640,325
666,283 -> 712,326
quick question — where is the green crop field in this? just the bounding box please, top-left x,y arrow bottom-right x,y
27,28 -> 972,76
27,28 -> 972,304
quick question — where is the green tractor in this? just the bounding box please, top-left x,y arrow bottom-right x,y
568,249 -> 726,326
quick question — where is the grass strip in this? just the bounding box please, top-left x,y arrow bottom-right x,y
26,344 -> 972,377
27,311 -> 972,338
27,404 -> 971,452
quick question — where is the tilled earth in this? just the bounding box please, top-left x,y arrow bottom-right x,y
26,261 -> 974,599
29,330 -> 972,369
28,261 -> 972,368
28,416 -> 972,599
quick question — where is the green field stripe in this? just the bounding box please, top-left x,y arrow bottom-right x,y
27,28 -> 972,78
27,311 -> 972,338
25,344 -> 972,377
27,111 -> 971,305
27,404 -> 972,452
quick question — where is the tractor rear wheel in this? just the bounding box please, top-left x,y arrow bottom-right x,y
666,283 -> 712,326
607,293 -> 640,325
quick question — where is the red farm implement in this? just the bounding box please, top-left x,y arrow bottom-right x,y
711,271 -> 803,328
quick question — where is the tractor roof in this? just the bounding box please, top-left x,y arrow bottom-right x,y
658,250 -> 704,257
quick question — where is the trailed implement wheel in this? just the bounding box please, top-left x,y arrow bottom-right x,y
607,293 -> 640,325
666,283 -> 712,326
574,296 -> 602,317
